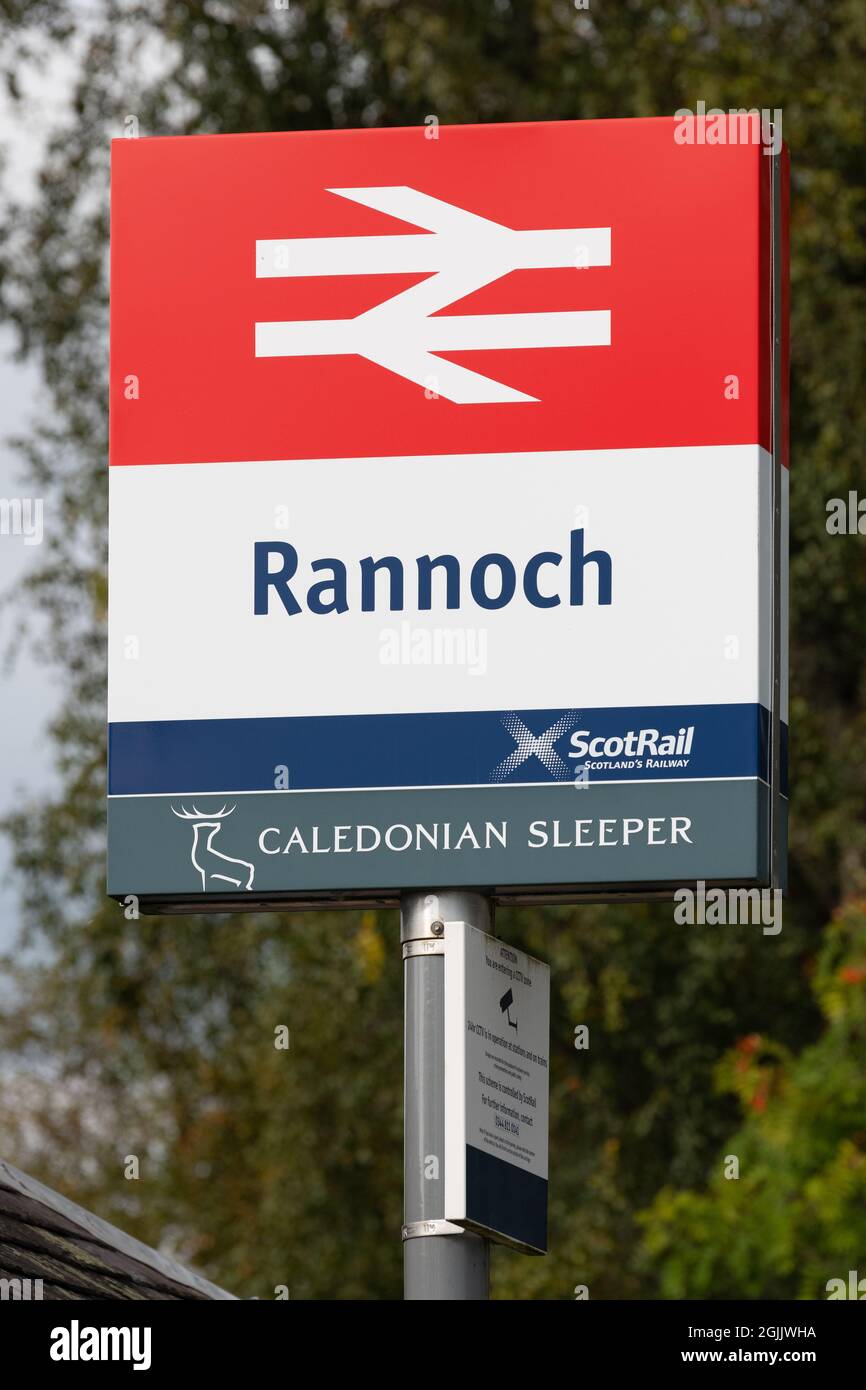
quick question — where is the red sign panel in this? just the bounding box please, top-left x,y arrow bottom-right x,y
110,118 -> 777,468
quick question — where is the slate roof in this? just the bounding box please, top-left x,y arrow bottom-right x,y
0,1160 -> 234,1300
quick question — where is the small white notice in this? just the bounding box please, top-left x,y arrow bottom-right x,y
444,921 -> 550,1253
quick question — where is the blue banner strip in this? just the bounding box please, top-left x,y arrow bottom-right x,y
108,703 -> 781,796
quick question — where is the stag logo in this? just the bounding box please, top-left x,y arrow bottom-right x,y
171,803 -> 255,891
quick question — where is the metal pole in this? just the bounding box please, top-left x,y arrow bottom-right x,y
401,889 -> 491,1300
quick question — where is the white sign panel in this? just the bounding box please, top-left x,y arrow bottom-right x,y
444,922 -> 550,1252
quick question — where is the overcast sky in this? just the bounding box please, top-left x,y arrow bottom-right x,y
0,40 -> 81,951
0,343 -> 58,951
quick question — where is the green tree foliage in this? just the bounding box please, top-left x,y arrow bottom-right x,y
641,897 -> 866,1299
0,1 -> 863,1298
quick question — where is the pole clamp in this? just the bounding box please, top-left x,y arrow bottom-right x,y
402,938 -> 445,960
400,893 -> 448,947
402,1219 -> 466,1241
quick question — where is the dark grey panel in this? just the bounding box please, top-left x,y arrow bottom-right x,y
108,779 -> 769,908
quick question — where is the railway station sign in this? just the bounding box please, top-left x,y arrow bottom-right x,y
107,117 -> 788,910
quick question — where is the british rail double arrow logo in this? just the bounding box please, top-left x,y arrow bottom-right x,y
255,186 -> 611,404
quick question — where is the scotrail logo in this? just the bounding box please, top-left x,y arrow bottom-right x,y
568,724 -> 695,772
492,711 -> 578,783
255,186 -> 611,403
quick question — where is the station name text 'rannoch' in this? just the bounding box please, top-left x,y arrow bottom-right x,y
253,528 -> 613,616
